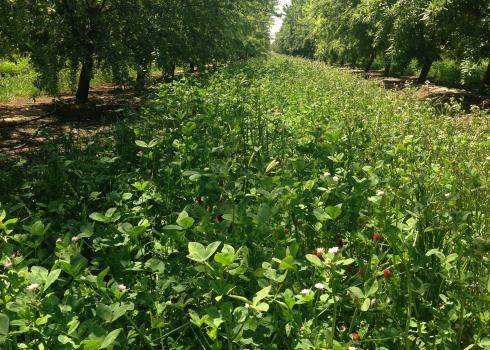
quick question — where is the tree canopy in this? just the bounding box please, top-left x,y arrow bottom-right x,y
0,0 -> 276,102
274,0 -> 490,89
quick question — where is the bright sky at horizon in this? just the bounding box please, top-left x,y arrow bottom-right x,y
271,0 -> 291,41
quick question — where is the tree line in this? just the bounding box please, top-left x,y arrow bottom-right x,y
0,0 -> 276,103
273,0 -> 490,90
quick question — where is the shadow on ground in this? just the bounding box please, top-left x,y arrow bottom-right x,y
0,84 -> 139,159
348,69 -> 490,111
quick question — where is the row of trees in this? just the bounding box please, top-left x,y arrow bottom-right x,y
0,0 -> 276,102
273,0 -> 490,89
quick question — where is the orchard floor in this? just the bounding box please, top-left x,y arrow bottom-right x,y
1,66 -> 488,159
0,84 -> 139,158
348,68 -> 490,111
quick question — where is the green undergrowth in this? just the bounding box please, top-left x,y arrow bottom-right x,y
369,57 -> 487,89
0,55 -> 489,349
0,57 -> 132,103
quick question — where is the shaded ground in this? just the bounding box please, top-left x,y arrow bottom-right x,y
348,69 -> 490,111
0,84 -> 139,158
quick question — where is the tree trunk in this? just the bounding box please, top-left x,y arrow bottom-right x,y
383,62 -> 391,76
76,55 -> 93,104
480,58 -> 490,93
417,60 -> 433,83
136,69 -> 146,90
364,52 -> 376,72
164,63 -> 175,83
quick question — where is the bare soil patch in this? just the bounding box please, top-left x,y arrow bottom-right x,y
0,84 -> 139,158
349,69 -> 490,111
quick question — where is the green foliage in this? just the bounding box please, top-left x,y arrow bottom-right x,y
274,0 -> 490,88
0,57 -> 121,102
1,0 -> 276,102
0,55 -> 489,348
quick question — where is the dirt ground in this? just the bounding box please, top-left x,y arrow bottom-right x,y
0,84 -> 139,157
348,69 -> 490,110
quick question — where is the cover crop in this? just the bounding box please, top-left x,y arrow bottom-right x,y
0,55 -> 489,349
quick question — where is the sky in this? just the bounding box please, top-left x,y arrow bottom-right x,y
270,0 -> 291,41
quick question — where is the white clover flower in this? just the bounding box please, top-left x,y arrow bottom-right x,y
332,175 -> 339,182
71,236 -> 79,242
315,247 -> 325,255
314,283 -> 325,290
323,171 -> 331,177
371,298 -> 376,306
244,303 -> 250,309
117,284 -> 127,291
26,283 -> 40,291
349,347 -> 356,350
486,156 -> 490,161
376,190 -> 385,197
328,246 -> 339,254
300,288 -> 310,295
444,193 -> 451,198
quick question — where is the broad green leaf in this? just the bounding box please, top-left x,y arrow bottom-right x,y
96,304 -> 113,322
189,174 -> 201,181
43,269 -> 61,292
189,310 -> 209,327
105,207 -> 117,218
112,303 -> 134,322
348,286 -> 364,299
187,241 -> 221,263
67,317 -> 80,335
305,254 -> 323,267
313,208 -> 329,222
445,253 -> 458,263
214,252 -> 234,266
30,221 -> 45,236
135,140 -> 148,148
148,139 -> 159,148
121,192 -> 132,200
80,339 -> 102,349
361,298 -> 371,311
222,213 -> 235,221
279,255 -> 296,270
365,279 -> 378,297
35,315 -> 51,326
177,216 -> 194,229
132,181 -> 149,191
254,302 -> 269,312
338,258 -> 355,266
480,338 -> 490,347
253,286 -> 271,306
100,328 -> 122,349
57,335 -> 72,345
89,212 -> 109,223
426,248 -> 445,260
97,267 -> 110,288
0,313 -> 9,335
145,258 -> 165,273
30,266 -> 49,281
214,244 -> 236,266
325,204 -> 342,220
